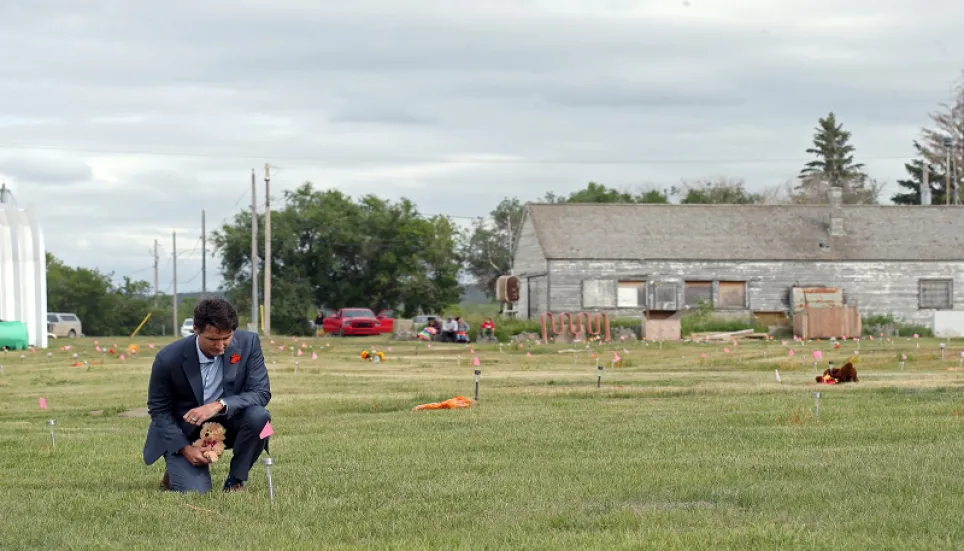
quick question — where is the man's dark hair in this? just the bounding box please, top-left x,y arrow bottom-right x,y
193,297 -> 239,333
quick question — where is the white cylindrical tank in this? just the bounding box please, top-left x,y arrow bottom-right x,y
0,202 -> 48,348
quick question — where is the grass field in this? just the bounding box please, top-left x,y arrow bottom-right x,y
3,333 -> 964,550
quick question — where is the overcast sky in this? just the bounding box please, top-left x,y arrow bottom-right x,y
1,0 -> 962,293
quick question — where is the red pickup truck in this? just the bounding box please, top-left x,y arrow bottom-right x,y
321,308 -> 394,336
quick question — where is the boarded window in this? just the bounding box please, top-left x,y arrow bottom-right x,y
919,279 -> 953,309
685,281 -> 712,307
717,281 -> 746,309
617,281 -> 645,307
582,279 -> 617,308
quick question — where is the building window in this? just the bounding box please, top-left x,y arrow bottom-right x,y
684,281 -> 712,308
651,282 -> 679,310
582,279 -> 617,309
617,281 -> 645,307
919,279 -> 953,309
717,281 -> 746,309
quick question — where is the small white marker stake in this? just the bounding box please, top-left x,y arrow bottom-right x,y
474,369 -> 481,401
457,354 -> 461,366
940,343 -> 946,360
812,392 -> 821,417
47,352 -> 52,363
774,369 -> 781,383
262,457 -> 274,503
47,419 -> 56,447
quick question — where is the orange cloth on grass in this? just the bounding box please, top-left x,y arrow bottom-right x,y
412,395 -> 474,411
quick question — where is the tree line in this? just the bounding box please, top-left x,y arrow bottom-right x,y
44,70 -> 964,335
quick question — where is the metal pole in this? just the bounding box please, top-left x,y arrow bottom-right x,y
201,210 -> 206,294
251,169 -> 259,332
153,240 -> 159,298
945,137 -> 953,205
263,163 -> 271,336
172,231 -> 178,335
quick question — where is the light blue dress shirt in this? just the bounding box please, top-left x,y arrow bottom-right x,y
195,337 -> 224,405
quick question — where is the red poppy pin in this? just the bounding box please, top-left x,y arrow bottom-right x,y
230,354 -> 241,364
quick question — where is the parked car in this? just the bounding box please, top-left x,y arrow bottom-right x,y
322,308 -> 394,336
47,313 -> 82,338
180,318 -> 194,338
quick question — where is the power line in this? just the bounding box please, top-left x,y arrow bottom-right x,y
0,142 -> 920,165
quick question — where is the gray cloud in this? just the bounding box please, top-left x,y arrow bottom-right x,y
1,0 -> 963,292
0,153 -> 93,185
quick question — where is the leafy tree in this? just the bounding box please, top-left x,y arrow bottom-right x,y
672,178 -> 762,204
892,141 -> 948,205
211,182 -> 463,333
45,253 -> 176,336
462,198 -> 524,300
797,112 -> 876,203
562,182 -> 669,204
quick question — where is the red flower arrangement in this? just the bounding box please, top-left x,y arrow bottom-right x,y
230,354 -> 241,364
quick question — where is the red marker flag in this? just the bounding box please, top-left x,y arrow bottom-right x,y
259,421 -> 274,439
39,397 -> 47,409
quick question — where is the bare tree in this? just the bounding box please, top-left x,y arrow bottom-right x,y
919,70 -> 964,203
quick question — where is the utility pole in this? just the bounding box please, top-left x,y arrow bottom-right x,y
201,210 -> 206,294
251,169 -> 259,332
263,163 -> 271,336
945,137 -> 953,205
172,231 -> 178,335
506,217 -> 513,269
153,240 -> 159,297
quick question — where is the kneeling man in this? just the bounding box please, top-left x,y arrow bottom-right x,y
143,297 -> 272,492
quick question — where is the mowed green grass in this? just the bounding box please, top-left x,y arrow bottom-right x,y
3,334 -> 964,550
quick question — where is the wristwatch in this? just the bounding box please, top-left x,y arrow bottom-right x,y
217,399 -> 228,413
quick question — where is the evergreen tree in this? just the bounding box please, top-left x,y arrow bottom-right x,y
892,141 -> 947,205
797,112 -> 874,203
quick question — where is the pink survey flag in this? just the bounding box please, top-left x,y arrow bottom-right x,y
39,397 -> 47,409
311,352 -> 318,360
812,350 -> 823,360
472,356 -> 480,367
259,421 -> 274,439
613,352 -> 621,362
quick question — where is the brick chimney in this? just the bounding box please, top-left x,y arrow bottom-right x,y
829,186 -> 844,236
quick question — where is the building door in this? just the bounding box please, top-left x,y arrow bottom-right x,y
528,275 -> 546,318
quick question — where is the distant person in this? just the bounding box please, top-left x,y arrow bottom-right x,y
456,317 -> 471,343
142,297 -> 272,493
481,317 -> 495,339
441,317 -> 458,342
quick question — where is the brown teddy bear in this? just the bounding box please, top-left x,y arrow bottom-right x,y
815,361 -> 859,384
192,422 -> 227,462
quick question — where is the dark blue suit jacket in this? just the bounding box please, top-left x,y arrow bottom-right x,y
142,330 -> 271,465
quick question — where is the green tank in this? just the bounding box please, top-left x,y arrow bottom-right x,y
0,321 -> 29,350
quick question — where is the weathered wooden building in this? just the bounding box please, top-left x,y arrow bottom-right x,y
510,188 -> 964,326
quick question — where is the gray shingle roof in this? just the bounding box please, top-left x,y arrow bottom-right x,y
525,203 -> 964,261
